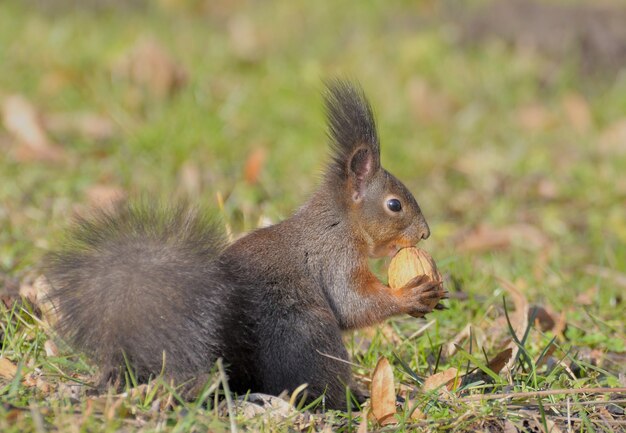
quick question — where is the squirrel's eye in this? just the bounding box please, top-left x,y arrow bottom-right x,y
386,198 -> 402,213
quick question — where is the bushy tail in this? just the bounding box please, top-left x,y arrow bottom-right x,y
44,201 -> 226,386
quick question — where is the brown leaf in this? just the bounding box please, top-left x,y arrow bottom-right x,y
575,286 -> 598,306
370,357 -> 396,426
44,340 -> 58,358
599,118 -> 626,156
455,223 -> 549,253
228,16 -> 263,63
113,36 -> 187,99
487,348 -> 513,374
423,367 -> 459,392
407,77 -> 454,125
516,103 -> 553,132
443,323 -> 472,357
243,147 -> 266,185
498,278 -> 529,372
178,160 -> 202,196
529,305 -> 557,332
44,112 -> 116,141
561,92 -> 591,133
85,185 -> 126,210
1,95 -> 65,162
0,357 -> 18,379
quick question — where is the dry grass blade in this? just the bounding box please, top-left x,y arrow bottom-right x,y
460,387 -> 626,402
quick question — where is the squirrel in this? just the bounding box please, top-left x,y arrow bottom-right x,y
44,80 -> 447,410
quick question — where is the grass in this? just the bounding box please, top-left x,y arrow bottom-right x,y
1,0 -> 625,431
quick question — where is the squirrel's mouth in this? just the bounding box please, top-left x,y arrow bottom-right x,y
372,240 -> 418,258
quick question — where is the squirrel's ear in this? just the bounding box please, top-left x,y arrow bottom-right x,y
348,146 -> 375,201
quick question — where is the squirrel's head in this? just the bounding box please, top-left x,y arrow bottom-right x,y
324,80 -> 430,258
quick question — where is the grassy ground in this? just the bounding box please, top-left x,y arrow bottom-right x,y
1,0 -> 625,431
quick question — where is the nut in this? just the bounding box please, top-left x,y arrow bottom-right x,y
388,247 -> 441,290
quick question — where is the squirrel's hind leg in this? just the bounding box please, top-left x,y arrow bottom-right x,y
256,308 -> 354,410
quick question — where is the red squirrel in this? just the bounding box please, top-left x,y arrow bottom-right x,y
45,80 -> 447,410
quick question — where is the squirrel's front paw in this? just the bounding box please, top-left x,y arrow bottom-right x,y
397,275 -> 447,318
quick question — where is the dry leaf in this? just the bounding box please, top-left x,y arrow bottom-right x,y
113,36 -> 187,99
370,357 -> 396,426
443,323 -> 472,357
529,305 -> 557,332
455,223 -> 549,253
409,405 -> 426,420
407,77 -> 454,124
498,278 -> 529,373
44,340 -> 58,358
585,265 -> 626,289
85,185 -> 126,210
228,15 -> 263,63
0,357 -> 18,379
1,95 -> 65,162
561,92 -> 591,133
44,112 -> 115,141
575,286 -> 598,306
357,410 -> 369,433
423,367 -> 459,392
516,103 -> 553,132
486,348 -> 513,374
243,147 -> 266,185
599,118 -> 626,156
178,160 -> 201,196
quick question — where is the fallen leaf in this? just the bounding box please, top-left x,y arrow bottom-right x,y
498,278 -> 529,373
228,15 -> 263,63
486,348 -> 513,374
599,118 -> 626,155
357,411 -> 369,433
113,36 -> 187,99
0,357 -> 18,379
443,323 -> 472,357
85,185 -> 126,210
407,77 -> 454,124
423,367 -> 459,392
516,103 -> 553,132
1,95 -> 65,162
575,286 -> 598,306
370,357 -> 396,426
585,265 -> 626,289
529,305 -> 556,332
561,92 -> 591,133
455,223 -> 549,253
243,147 -> 266,185
178,160 -> 202,196
44,340 -> 58,358
44,112 -> 116,141
409,405 -> 426,420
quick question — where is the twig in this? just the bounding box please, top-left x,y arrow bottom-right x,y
567,397 -> 572,433
459,387 -> 626,402
550,416 -> 626,426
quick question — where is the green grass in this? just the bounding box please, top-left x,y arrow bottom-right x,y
1,1 -> 625,431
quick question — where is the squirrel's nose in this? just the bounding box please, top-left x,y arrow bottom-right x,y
419,222 -> 430,240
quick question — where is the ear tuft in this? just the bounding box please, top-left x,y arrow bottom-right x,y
324,80 -> 381,182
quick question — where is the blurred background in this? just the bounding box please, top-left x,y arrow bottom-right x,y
1,0 -> 625,342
